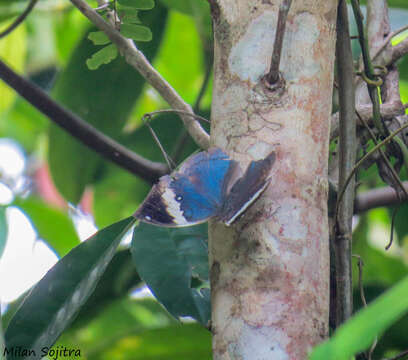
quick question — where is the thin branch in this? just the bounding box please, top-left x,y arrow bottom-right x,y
386,349 -> 408,360
0,59 -> 167,183
351,0 -> 386,136
354,181 -> 408,213
330,102 -> 407,140
334,0 -> 356,327
265,0 -> 292,85
385,206 -> 399,250
0,0 -> 38,39
69,0 -> 210,150
392,37 -> 408,64
336,120 -> 408,221
356,111 -> 408,200
371,24 -> 408,63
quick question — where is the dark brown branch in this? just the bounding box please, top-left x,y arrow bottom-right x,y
265,0 -> 292,85
0,59 -> 168,183
334,0 -> 356,327
354,181 -> 408,213
0,0 -> 38,39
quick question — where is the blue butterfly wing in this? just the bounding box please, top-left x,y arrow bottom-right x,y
134,148 -> 237,227
178,148 -> 234,206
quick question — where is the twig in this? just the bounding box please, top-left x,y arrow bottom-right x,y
354,181 -> 408,213
330,102 -> 407,140
391,37 -> 408,64
351,0 -> 386,136
142,113 -> 175,170
386,349 -> 408,360
142,109 -> 210,124
371,24 -> 408,63
385,206 -> 399,250
355,111 -> 408,200
335,120 -> 408,221
352,255 -> 377,359
69,0 -> 210,150
334,0 -> 356,327
0,59 -> 167,183
265,0 -> 292,85
0,0 -> 38,39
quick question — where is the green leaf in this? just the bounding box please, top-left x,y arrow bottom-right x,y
71,249 -> 142,329
153,10 -> 204,104
120,24 -> 152,41
0,206 -> 7,259
353,284 -> 408,358
88,31 -> 111,46
14,197 -> 80,257
54,7 -> 89,65
4,217 -> 135,358
86,43 -> 118,70
57,298 -> 211,360
88,323 -> 211,359
118,6 -> 141,24
48,4 -> 168,204
131,222 -> 210,326
159,0 -> 199,15
0,19 -> 26,112
309,276 -> 408,360
117,0 -> 155,10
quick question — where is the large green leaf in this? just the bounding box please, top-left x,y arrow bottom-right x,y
48,4 -> 168,204
70,248 -> 142,329
153,10 -> 204,105
0,206 -> 7,259
353,284 -> 408,358
53,7 -> 89,66
310,276 -> 408,360
56,298 -> 210,360
90,323 -> 211,360
131,222 -> 210,326
0,20 -> 26,112
4,217 -> 135,359
159,0 -> 207,15
14,197 -> 80,257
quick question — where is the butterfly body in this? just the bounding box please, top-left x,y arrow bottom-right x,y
134,148 -> 275,227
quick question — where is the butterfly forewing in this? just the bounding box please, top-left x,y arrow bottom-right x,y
134,148 -> 237,227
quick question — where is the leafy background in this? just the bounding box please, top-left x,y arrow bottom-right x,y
0,0 -> 407,359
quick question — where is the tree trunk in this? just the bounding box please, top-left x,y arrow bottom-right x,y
208,1 -> 337,359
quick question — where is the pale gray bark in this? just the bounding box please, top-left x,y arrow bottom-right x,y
208,1 -> 337,359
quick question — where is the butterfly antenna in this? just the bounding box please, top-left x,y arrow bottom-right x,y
142,113 -> 176,170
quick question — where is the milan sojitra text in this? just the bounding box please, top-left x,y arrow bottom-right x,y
3,346 -> 81,359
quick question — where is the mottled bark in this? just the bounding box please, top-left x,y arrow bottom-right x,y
208,1 -> 337,359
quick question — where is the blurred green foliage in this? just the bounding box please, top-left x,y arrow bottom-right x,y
0,1 -> 407,359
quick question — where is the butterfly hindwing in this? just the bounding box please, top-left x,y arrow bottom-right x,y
218,151 -> 276,225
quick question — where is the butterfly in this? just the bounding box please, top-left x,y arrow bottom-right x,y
134,147 -> 276,227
